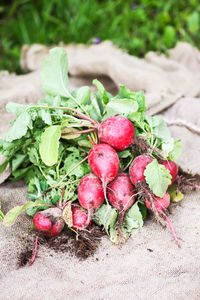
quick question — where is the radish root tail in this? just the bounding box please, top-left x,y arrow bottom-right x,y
160,210 -> 180,248
29,235 -> 39,266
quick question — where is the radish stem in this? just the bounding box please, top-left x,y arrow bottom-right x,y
28,105 -> 98,127
43,156 -> 88,194
59,188 -> 65,208
62,128 -> 96,135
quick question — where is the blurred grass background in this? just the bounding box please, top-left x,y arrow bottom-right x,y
1,0 -> 200,73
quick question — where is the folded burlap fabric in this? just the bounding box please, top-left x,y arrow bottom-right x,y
0,42 -> 199,300
0,41 -> 199,177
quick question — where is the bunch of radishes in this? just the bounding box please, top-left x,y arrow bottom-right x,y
33,116 -> 180,246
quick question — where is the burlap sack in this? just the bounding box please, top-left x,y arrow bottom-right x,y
0,42 -> 200,300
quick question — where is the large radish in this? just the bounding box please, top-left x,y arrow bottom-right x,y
88,143 -> 119,203
78,173 -> 104,225
98,116 -> 135,151
108,173 -> 136,241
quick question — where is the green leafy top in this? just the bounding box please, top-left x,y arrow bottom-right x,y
93,202 -> 146,244
0,46 -> 182,234
39,125 -> 61,166
144,159 -> 172,197
41,47 -> 69,98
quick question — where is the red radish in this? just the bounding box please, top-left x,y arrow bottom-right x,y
108,173 -> 136,212
78,173 -> 104,225
144,191 -> 180,247
88,143 -> 119,203
72,207 -> 91,230
160,160 -> 178,184
33,207 -> 65,237
33,213 -> 52,231
129,155 -> 153,186
108,173 -> 136,241
30,208 -> 64,266
129,156 -> 180,247
98,116 -> 135,151
145,192 -> 170,211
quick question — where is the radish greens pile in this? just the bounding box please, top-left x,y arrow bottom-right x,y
0,48 -> 183,246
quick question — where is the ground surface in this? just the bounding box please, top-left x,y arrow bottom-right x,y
0,180 -> 200,300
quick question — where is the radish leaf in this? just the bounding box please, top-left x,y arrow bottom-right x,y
76,86 -> 91,105
144,159 -> 172,197
168,139 -> 182,161
39,125 -> 61,166
105,99 -> 138,117
41,47 -> 70,98
123,201 -> 145,236
5,111 -> 32,142
3,201 -> 43,227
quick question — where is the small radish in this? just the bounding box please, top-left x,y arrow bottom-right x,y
72,207 -> 91,231
78,173 -> 104,225
30,208 -> 65,266
33,212 -> 52,231
144,191 -> 180,247
129,155 -> 180,247
98,116 -> 135,151
108,173 -> 136,242
88,143 -> 119,203
33,207 -> 65,237
129,155 -> 153,186
145,192 -> 170,211
160,160 -> 178,184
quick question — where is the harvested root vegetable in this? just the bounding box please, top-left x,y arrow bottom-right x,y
160,160 -> 178,184
129,155 -> 180,247
30,207 -> 65,265
108,173 -> 136,212
88,143 -> 119,203
78,173 -> 104,225
33,207 -> 65,237
72,207 -> 91,230
98,116 -> 135,151
129,155 -> 153,186
33,213 -> 52,232
145,192 -> 170,211
1,48 -> 188,263
108,173 -> 136,242
145,192 -> 180,247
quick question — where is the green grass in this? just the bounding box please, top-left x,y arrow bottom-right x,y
1,0 -> 200,73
